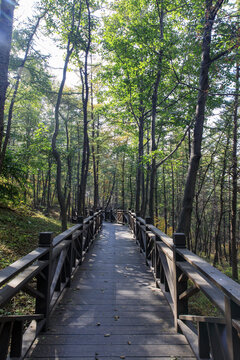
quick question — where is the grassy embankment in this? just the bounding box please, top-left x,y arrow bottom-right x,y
0,206 -> 62,270
0,205 -> 62,315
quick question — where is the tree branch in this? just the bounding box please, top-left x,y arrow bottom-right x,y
156,120 -> 194,168
210,43 -> 239,63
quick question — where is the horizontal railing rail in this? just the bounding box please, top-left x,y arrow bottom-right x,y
119,209 -> 240,360
0,210 -> 103,360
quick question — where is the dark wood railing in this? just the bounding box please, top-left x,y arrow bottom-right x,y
0,210 -> 103,360
116,210 -> 240,360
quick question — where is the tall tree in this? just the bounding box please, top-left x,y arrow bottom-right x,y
177,0 -> 239,237
230,57 -> 239,279
0,0 -> 16,172
78,0 -> 91,216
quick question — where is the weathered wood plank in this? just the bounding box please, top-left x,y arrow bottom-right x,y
177,261 -> 225,312
0,248 -> 48,287
53,224 -> 82,247
29,344 -> 194,357
27,357 -> 196,360
36,333 -> 188,345
46,324 -> 176,335
178,248 -> 240,305
0,262 -> 47,307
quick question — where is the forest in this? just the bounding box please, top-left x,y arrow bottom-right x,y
0,0 -> 239,279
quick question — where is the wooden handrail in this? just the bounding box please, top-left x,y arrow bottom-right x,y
0,210 -> 103,360
0,248 -> 48,287
124,210 -> 240,360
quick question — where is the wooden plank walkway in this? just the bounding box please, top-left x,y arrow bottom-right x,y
28,222 -> 195,360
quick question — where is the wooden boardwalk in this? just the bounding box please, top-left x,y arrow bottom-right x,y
28,222 -> 195,360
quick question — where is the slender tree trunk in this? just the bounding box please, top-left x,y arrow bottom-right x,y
121,154 -> 125,210
78,0 -> 91,216
177,1 -> 224,236
37,170 -> 41,206
46,157 -> 52,215
65,118 -> 72,220
105,172 -> 116,210
171,161 -> 175,233
162,166 -> 168,234
230,59 -> 239,280
0,0 -> 16,172
136,119 -> 144,214
149,0 -> 164,224
213,139 -> 229,266
143,125 -> 150,217
0,14 -> 44,171
129,163 -> 133,209
33,174 -> 36,208
91,75 -> 99,211
52,43 -> 73,230
76,121 -> 81,210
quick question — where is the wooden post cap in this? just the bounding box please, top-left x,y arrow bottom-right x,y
146,217 -> 152,224
77,216 -> 84,224
173,233 -> 186,248
38,232 -> 54,247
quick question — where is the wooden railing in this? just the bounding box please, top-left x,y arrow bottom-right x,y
0,210 -> 103,360
118,210 -> 240,360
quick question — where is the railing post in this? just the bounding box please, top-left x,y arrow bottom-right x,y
173,233 -> 187,332
36,232 -> 53,331
135,212 -> 140,245
145,217 -> 152,265
10,320 -> 23,358
76,216 -> 84,263
89,211 -> 94,240
66,232 -> 74,288
224,296 -> 240,360
0,322 -> 12,360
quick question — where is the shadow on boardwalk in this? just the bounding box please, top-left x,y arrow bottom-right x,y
28,222 -> 195,359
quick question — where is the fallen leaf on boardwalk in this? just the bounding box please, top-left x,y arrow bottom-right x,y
127,341 -> 131,345
120,356 -> 125,359
104,333 -> 111,337
114,315 -> 119,320
96,322 -> 101,326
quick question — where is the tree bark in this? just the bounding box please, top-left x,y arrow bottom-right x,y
121,154 -> 125,210
52,42 -> 73,230
0,0 -> 16,171
177,0 -> 224,236
0,13 -> 44,172
135,118 -> 144,214
149,0 -> 164,224
230,59 -> 239,279
213,139 -> 229,266
78,0 -> 91,216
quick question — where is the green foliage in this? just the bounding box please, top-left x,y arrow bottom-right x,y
0,151 -> 27,205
